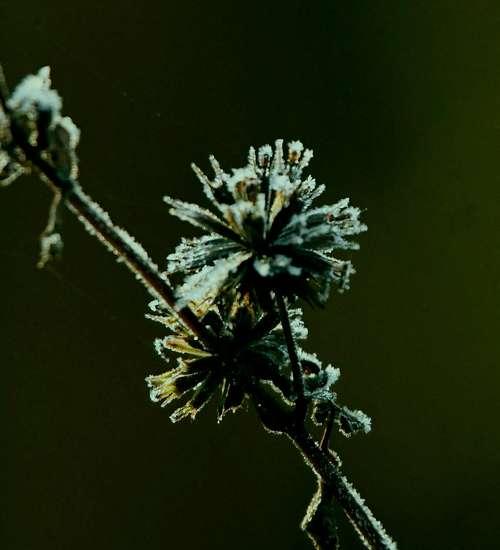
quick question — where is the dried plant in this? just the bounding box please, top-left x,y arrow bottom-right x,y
0,66 -> 397,550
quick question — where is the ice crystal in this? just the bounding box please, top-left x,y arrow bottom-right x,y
166,139 -> 366,310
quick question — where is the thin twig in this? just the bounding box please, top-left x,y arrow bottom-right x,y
275,290 -> 307,420
320,409 -> 335,451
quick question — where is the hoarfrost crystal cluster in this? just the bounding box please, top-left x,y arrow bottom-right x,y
165,139 -> 367,311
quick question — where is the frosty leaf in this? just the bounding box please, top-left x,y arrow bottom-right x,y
146,363 -> 207,407
175,251 -> 252,312
170,372 -> 220,422
162,335 -> 212,357
304,363 -> 341,402
164,195 -> 241,242
167,233 -> 243,274
208,155 -> 227,186
337,406 -> 372,437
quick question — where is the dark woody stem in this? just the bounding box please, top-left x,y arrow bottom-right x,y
274,290 -> 307,420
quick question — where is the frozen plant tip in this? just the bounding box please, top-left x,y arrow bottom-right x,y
166,139 -> 367,311
6,66 -> 80,180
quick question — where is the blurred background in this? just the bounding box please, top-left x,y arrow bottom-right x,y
0,1 -> 499,548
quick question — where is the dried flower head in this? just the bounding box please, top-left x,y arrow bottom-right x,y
145,296 -> 308,422
165,139 -> 366,311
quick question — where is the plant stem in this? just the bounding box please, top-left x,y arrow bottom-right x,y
302,480 -> 340,550
251,383 -> 396,550
0,118 -> 216,350
290,427 -> 396,550
274,290 -> 307,420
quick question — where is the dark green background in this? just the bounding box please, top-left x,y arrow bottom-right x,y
0,1 -> 498,549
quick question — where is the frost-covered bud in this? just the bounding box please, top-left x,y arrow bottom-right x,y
165,139 -> 367,310
7,67 -> 61,146
5,67 -> 80,179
